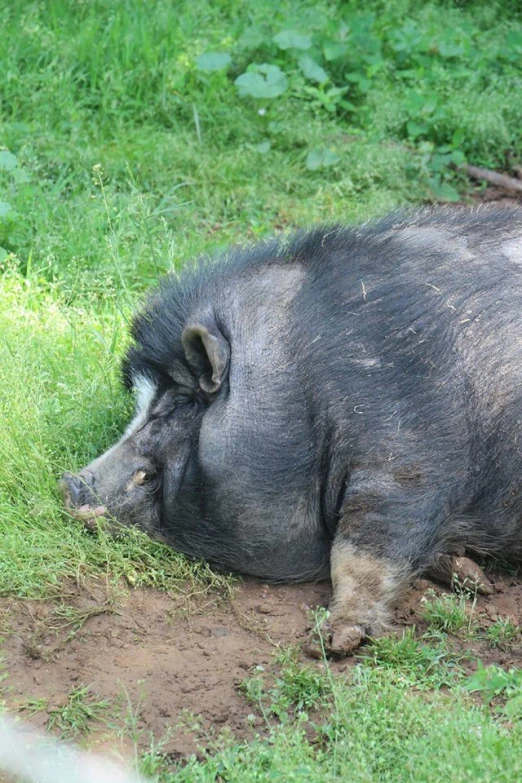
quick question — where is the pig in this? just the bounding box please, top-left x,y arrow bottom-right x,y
61,205 -> 522,655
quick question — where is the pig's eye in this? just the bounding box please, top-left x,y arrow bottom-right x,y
127,467 -> 158,491
148,390 -> 198,422
164,394 -> 199,418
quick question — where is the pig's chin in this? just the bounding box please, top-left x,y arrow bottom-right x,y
61,489 -> 107,528
67,503 -> 109,532
65,495 -> 161,536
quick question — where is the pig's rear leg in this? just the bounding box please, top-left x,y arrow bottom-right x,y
424,553 -> 494,595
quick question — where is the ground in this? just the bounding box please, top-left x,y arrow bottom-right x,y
2,567 -> 522,764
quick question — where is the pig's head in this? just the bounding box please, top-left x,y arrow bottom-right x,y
60,255 -> 334,580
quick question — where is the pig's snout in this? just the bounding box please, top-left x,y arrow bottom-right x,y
60,473 -> 94,507
60,471 -> 95,507
59,472 -> 108,529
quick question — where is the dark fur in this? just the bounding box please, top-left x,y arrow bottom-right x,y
75,206 -> 522,583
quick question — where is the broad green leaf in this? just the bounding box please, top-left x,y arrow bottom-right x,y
195,52 -> 231,72
451,128 -> 465,148
273,30 -> 311,50
238,26 -> 266,50
438,40 -> 465,58
305,148 -> 340,171
0,202 -> 13,218
255,141 -> 271,154
298,55 -> 328,84
429,181 -> 461,202
0,150 -> 18,171
323,40 -> 347,61
407,121 -> 428,139
11,168 -> 30,184
421,94 -> 439,115
450,149 -> 466,166
235,65 -> 288,99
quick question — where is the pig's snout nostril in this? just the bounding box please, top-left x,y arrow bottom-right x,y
60,471 -> 95,508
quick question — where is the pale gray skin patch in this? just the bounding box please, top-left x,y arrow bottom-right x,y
501,238 -> 522,265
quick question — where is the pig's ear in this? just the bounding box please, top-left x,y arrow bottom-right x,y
181,324 -> 230,393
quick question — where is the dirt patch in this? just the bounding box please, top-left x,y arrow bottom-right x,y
1,569 -> 522,757
0,579 -> 330,757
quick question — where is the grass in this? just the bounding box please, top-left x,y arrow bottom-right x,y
1,0 -> 522,780
364,628 -> 466,688
486,618 -> 520,649
47,684 -> 111,739
420,589 -> 477,635
138,655 -> 522,783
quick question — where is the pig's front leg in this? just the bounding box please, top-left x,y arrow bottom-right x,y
320,539 -> 409,656
308,467 -> 441,657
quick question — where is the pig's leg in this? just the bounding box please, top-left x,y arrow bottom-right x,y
318,549 -> 495,657
319,538 -> 409,656
424,553 -> 494,595
311,468 -> 446,657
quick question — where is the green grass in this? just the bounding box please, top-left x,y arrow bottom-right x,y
1,0 -> 522,779
2,0 -> 521,298
420,590 -> 476,635
486,618 -> 520,649
139,655 -> 522,783
47,684 -> 111,739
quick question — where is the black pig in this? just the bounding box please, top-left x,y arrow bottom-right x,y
61,206 -> 522,654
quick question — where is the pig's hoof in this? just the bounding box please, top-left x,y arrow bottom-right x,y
305,622 -> 366,659
427,554 -> 495,595
452,556 -> 495,595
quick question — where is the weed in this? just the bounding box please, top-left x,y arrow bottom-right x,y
486,618 -> 520,649
47,685 -> 111,738
18,697 -> 49,716
209,652 -> 522,783
466,663 -> 522,721
420,589 -> 476,635
240,650 -> 332,722
364,628 -> 465,689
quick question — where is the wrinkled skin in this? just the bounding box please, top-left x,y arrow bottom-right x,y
62,206 -> 522,655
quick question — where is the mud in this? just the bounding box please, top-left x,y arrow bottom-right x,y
0,568 -> 521,759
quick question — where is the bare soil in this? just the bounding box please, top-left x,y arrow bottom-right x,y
1,568 -> 522,759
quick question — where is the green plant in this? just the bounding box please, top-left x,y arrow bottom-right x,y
485,618 -> 520,649
420,590 -> 476,635
19,697 -> 49,716
466,664 -> 522,720
226,6 -> 522,198
364,628 -> 465,688
240,650 -> 332,722
47,685 -> 111,738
